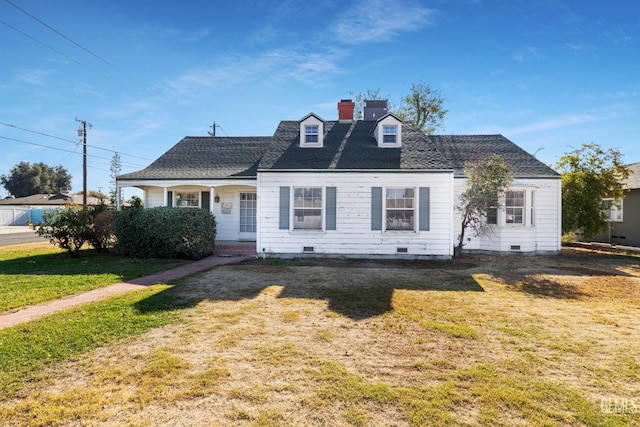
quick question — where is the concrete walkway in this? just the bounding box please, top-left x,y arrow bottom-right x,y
0,253 -> 254,330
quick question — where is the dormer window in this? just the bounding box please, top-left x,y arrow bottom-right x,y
305,125 -> 319,144
383,125 -> 397,143
374,113 -> 402,147
299,113 -> 324,147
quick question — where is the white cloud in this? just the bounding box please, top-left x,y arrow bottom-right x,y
513,47 -> 541,63
163,48 -> 345,98
330,0 -> 434,45
181,28 -> 211,42
14,69 -> 52,86
477,113 -> 597,135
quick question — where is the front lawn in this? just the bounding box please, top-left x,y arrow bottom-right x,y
1,248 -> 639,426
0,243 -> 189,312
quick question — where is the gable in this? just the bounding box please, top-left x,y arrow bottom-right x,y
299,113 -> 325,147
373,113 -> 403,148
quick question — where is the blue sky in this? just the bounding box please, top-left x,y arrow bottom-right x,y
1,0 -> 638,199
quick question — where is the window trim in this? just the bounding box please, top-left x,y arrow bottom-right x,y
384,187 -> 416,232
505,190 -> 525,225
292,186 -> 323,231
603,197 -> 624,222
382,125 -> 397,144
174,191 -> 200,208
304,125 -> 319,145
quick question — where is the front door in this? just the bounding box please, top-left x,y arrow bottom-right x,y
239,192 -> 257,241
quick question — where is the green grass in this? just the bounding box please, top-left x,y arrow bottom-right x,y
0,244 -> 188,312
0,284 -> 188,397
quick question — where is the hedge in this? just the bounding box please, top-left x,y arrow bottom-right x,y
115,207 -> 216,259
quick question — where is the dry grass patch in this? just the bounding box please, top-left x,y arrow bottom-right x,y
1,249 -> 639,426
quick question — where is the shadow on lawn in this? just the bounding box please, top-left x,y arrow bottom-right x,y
134,265 -> 485,321
134,248 -> 640,320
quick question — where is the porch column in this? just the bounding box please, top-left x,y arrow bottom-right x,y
210,186 -> 215,214
163,187 -> 168,206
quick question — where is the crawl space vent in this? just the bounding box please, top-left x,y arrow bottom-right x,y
510,245 -> 521,251
396,247 -> 408,253
303,246 -> 314,253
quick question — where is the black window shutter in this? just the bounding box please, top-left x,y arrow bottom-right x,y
167,191 -> 173,207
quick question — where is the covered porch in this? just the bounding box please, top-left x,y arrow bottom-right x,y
116,178 -> 258,248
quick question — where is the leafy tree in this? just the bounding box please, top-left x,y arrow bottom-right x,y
456,155 -> 513,256
1,162 -> 72,197
351,83 -> 447,134
397,82 -> 447,134
556,143 -> 630,237
128,195 -> 143,209
109,152 -> 121,205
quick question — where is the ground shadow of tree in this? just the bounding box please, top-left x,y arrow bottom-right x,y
134,264 -> 484,320
134,249 -> 639,320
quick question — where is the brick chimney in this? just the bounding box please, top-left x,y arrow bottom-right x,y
337,99 -> 355,122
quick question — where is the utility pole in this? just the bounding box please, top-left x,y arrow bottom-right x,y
208,122 -> 217,137
76,118 -> 92,210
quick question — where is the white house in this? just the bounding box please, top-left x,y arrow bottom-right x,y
117,99 -> 561,259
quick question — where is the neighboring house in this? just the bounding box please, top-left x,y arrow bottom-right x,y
0,191 -> 112,225
584,162 -> 640,247
117,99 -> 561,259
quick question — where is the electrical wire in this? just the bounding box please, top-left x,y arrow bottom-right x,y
0,19 -> 111,81
0,122 -> 153,161
0,135 -> 147,168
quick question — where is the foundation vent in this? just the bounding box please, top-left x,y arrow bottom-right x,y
510,245 -> 521,251
303,246 -> 314,253
396,247 -> 408,253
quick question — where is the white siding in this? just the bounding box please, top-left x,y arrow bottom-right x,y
257,171 -> 454,258
452,177 -> 561,253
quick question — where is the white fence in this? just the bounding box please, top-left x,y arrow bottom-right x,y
0,208 -> 46,226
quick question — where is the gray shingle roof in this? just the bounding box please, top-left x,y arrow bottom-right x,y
259,120 -> 452,170
117,136 -> 272,180
118,125 -> 559,181
429,134 -> 559,177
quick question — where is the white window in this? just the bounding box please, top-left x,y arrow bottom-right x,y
603,198 -> 623,222
486,206 -> 498,225
305,125 -> 319,144
294,187 -> 322,229
386,188 -> 415,230
383,125 -> 397,143
175,191 -> 199,207
505,190 -> 525,224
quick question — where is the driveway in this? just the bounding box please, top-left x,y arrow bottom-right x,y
0,226 -> 48,247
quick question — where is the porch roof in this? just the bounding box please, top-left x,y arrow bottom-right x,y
117,136 -> 272,180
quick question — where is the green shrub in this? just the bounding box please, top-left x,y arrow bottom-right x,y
115,207 -> 216,259
34,204 -> 93,257
89,210 -> 117,252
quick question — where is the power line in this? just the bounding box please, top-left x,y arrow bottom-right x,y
0,122 -> 153,161
3,0 -> 172,99
0,19 -> 110,80
0,135 -> 147,168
